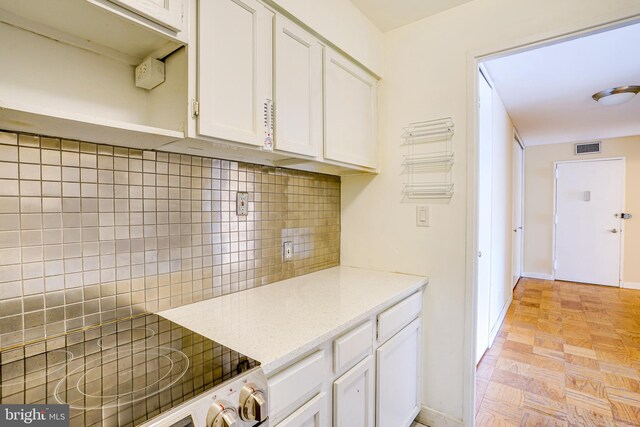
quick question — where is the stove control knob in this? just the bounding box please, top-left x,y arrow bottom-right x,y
239,384 -> 268,422
206,401 -> 238,427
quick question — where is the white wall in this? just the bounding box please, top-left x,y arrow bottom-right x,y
341,0 -> 640,424
270,0 -> 384,76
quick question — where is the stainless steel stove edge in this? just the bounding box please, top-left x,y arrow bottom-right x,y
141,366 -> 269,427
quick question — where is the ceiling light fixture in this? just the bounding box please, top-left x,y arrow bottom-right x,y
592,85 -> 640,106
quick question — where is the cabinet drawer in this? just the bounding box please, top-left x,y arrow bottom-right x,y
269,351 -> 325,423
377,292 -> 422,343
334,321 -> 373,376
275,392 -> 328,427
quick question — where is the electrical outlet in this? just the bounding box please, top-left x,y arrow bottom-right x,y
236,192 -> 249,216
283,241 -> 293,261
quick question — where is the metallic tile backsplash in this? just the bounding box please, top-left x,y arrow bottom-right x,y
0,130 -> 340,349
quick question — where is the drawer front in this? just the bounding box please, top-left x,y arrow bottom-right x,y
275,392 -> 328,427
269,351 -> 325,423
334,321 -> 373,376
377,292 -> 422,343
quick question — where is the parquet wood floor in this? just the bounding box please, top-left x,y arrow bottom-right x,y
476,278 -> 640,426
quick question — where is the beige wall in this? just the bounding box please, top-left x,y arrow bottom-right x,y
523,136 -> 640,283
341,0 -> 640,424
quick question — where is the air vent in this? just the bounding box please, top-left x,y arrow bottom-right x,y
575,141 -> 601,155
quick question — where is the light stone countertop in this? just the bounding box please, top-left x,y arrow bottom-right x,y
159,266 -> 428,374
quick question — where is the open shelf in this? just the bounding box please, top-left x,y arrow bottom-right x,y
0,100 -> 184,150
0,0 -> 185,65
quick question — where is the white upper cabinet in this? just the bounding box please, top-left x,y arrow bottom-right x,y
273,15 -> 323,158
108,0 -> 183,32
197,0 -> 273,147
324,47 -> 378,170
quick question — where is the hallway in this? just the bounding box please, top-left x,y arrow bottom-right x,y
476,278 -> 640,426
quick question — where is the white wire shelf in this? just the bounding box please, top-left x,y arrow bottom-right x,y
402,117 -> 454,143
402,152 -> 454,167
403,183 -> 454,199
401,117 -> 455,200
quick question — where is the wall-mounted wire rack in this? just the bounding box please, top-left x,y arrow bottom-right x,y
402,117 -> 454,200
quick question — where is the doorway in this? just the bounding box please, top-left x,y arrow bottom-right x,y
466,16 -> 640,427
554,159 -> 624,286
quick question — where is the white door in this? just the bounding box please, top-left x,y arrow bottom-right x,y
274,15 -> 323,158
198,0 -> 272,147
555,159 -> 624,286
476,71 -> 493,364
376,318 -> 421,427
110,0 -> 183,32
276,393 -> 328,427
324,47 -> 378,169
512,138 -> 524,289
333,356 -> 374,427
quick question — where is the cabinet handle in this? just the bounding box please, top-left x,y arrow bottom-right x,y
263,99 -> 273,151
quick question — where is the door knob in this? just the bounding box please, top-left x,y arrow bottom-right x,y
609,229 -> 619,233
478,251 -> 482,258
513,229 -> 517,232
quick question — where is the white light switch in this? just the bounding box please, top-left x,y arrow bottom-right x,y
416,206 -> 429,227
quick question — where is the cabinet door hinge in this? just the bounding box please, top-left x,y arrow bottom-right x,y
192,100 -> 200,117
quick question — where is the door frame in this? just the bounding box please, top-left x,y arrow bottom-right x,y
552,157 -> 626,286
512,131 -> 525,288
463,14 -> 640,427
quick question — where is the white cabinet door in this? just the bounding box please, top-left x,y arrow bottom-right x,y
198,0 -> 272,147
376,318 -> 421,427
273,15 -> 323,158
109,0 -> 183,32
324,48 -> 378,169
334,356 -> 374,427
276,393 -> 328,427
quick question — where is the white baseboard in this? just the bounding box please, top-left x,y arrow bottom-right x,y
489,292 -> 513,345
417,406 -> 463,427
522,272 -> 554,280
621,281 -> 640,290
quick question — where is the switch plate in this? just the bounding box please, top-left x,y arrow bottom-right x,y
236,192 -> 249,216
416,206 -> 429,227
283,241 -> 293,261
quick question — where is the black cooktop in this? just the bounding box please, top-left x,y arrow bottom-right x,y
0,314 -> 258,427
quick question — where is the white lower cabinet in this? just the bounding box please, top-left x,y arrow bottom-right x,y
333,356 -> 374,427
376,318 -> 422,427
268,293 -> 423,427
276,393 -> 328,427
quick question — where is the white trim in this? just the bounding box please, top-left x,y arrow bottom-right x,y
621,281 -> 640,290
489,293 -> 512,346
417,405 -> 463,427
466,15 -> 640,427
522,272 -> 555,281
512,135 -> 525,289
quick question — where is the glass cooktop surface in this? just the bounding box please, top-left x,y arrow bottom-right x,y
0,314 -> 258,427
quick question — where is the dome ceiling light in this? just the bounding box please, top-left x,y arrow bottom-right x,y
592,85 -> 640,106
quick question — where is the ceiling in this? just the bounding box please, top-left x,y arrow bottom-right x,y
483,23 -> 640,147
350,0 -> 473,32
